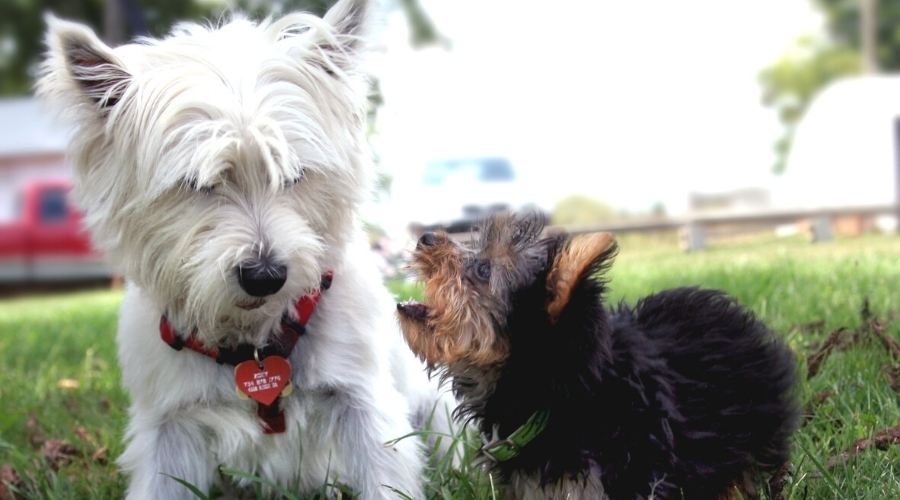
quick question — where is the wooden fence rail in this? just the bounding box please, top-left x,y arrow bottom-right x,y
553,204 -> 899,251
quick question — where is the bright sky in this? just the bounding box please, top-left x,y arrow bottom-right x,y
371,0 -> 823,225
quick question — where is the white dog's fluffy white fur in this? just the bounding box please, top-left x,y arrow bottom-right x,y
38,1 -> 451,498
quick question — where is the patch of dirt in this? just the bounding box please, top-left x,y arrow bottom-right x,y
804,390 -> 834,423
1,414 -> 112,496
825,423 -> 900,470
767,462 -> 792,500
874,320 -> 900,361
883,364 -> 900,394
800,299 -> 900,473
807,327 -> 847,380
805,299 -> 900,381
0,465 -> 24,500
791,320 -> 825,334
24,413 -> 42,448
42,440 -> 81,471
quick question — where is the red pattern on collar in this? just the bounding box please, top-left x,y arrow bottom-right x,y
158,271 -> 333,434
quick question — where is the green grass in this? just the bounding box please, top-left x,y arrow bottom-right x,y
0,290 -> 128,499
3,232 -> 900,498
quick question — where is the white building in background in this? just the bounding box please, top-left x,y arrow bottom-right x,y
0,97 -> 71,221
775,76 -> 900,215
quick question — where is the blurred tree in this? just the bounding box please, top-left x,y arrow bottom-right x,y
0,0 -> 104,95
0,0 -> 441,96
817,0 -> 900,70
397,0 -> 447,49
0,0 -> 223,95
551,194 -> 617,227
759,0 -> 900,174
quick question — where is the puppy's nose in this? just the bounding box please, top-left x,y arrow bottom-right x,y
418,232 -> 438,249
237,261 -> 287,297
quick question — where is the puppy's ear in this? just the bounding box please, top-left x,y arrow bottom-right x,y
39,14 -> 131,112
546,232 -> 617,322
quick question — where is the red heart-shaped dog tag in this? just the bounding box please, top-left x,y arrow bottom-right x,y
234,356 -> 292,406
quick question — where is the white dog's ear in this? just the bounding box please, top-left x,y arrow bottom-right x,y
41,14 -> 132,111
322,0 -> 371,53
274,0 -> 371,76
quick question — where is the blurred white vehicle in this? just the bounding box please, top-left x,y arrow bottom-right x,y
400,156 -> 540,234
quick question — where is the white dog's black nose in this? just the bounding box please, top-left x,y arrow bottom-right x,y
238,261 -> 288,297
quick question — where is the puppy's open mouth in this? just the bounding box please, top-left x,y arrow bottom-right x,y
397,299 -> 431,321
237,299 -> 267,310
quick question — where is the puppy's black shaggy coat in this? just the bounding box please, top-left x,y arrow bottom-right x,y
398,214 -> 800,499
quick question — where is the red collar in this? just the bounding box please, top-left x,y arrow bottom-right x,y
160,272 -> 332,365
159,272 -> 332,434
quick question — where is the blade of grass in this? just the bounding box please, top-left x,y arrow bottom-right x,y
796,440 -> 846,499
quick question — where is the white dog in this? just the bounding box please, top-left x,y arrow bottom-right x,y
38,1 -> 451,498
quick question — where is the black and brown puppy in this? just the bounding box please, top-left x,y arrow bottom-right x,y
397,213 -> 799,500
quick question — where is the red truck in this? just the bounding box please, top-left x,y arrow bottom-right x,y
0,179 -> 110,284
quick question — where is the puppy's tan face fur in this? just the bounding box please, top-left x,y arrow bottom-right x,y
398,214 -> 615,369
398,229 -> 512,368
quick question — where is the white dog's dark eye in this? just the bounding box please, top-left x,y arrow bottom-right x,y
475,261 -> 491,281
283,168 -> 304,188
184,178 -> 214,194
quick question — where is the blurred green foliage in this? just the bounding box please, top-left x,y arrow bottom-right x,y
551,193 -> 618,226
0,0 -> 216,95
0,0 -> 440,96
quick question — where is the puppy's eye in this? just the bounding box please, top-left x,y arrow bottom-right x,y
283,176 -> 302,188
475,261 -> 491,281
